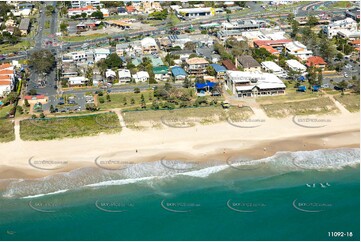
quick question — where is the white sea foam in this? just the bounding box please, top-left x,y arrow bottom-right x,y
2,148 -> 359,198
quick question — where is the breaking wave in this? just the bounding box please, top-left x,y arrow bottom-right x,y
1,148 -> 359,198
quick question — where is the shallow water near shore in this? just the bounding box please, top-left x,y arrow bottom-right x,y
0,148 -> 359,240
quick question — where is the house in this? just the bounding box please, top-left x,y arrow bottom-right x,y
210,64 -> 227,80
105,69 -> 117,82
260,45 -> 279,56
284,41 -> 313,61
222,59 -> 237,71
337,29 -> 360,40
0,63 -> 15,98
188,34 -> 214,46
133,71 -> 149,83
236,55 -> 261,71
171,66 -> 187,81
93,48 -> 110,63
306,56 -> 327,70
149,56 -> 164,67
118,69 -> 132,84
253,39 -> 292,49
61,63 -> 78,79
141,37 -> 158,54
168,34 -> 191,49
261,61 -> 287,78
323,17 -> 358,39
67,6 -> 97,17
142,1 -> 162,13
170,49 -> 194,61
196,46 -> 220,63
68,76 -> 88,86
285,59 -> 307,73
226,71 -> 286,98
157,37 -> 172,50
175,7 -> 215,18
126,5 -> 137,14
185,57 -> 209,76
19,18 -> 30,36
350,39 -> 360,52
153,66 -> 169,81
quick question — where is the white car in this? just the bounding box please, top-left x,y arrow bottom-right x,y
344,73 -> 349,78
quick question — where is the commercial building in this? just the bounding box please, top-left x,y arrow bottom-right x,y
284,41 -> 313,61
226,71 -> 286,98
323,17 -> 358,39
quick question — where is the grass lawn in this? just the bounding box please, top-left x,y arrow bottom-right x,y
330,1 -> 352,8
227,106 -> 254,122
261,97 -> 340,118
123,106 -> 229,130
257,88 -> 324,104
0,105 -> 15,143
0,41 -> 31,54
98,90 -> 155,109
20,112 -> 121,141
60,33 -> 109,42
334,94 -> 360,112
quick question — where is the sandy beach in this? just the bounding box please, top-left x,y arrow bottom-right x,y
0,112 -> 359,181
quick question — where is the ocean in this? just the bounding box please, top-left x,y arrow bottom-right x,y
0,148 -> 359,241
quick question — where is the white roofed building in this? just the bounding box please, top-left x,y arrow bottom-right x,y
68,76 -> 88,86
284,41 -> 313,61
118,69 -> 132,84
141,37 -> 158,54
226,71 -> 286,98
133,71 -> 149,83
323,17 -> 358,39
285,59 -> 307,73
261,61 -> 287,78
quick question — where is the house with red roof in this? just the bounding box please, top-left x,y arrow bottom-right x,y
0,63 -> 15,98
260,45 -> 279,56
306,56 -> 327,70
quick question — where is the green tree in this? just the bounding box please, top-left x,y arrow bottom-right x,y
131,97 -> 135,105
134,87 -> 140,93
307,15 -> 318,27
50,105 -> 55,113
105,53 -> 123,69
123,97 -> 127,105
338,80 -> 348,95
60,21 -> 69,32
206,65 -> 216,76
91,11 -> 103,19
183,77 -> 192,88
106,94 -> 111,102
24,99 -> 30,107
29,49 -> 55,74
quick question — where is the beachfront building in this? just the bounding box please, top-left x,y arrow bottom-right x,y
285,59 -> 307,73
133,71 -> 149,83
171,66 -> 187,81
175,7 -> 215,19
118,69 -> 132,84
236,55 -> 261,72
93,48 -> 110,63
153,66 -> 169,81
141,37 -> 158,54
226,71 -> 286,98
0,63 -> 15,98
284,41 -> 313,61
210,64 -> 227,80
261,61 -> 288,78
323,17 -> 358,39
306,56 -> 327,70
185,57 -> 209,76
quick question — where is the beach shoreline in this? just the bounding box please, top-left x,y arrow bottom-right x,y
0,111 -> 359,183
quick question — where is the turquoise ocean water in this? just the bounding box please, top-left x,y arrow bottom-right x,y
0,148 -> 359,241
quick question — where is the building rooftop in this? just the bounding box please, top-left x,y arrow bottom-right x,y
237,55 -> 261,68
186,57 -> 209,65
19,18 -> 30,30
222,59 -> 237,71
171,66 -> 187,76
306,56 -> 327,67
210,64 -> 227,73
